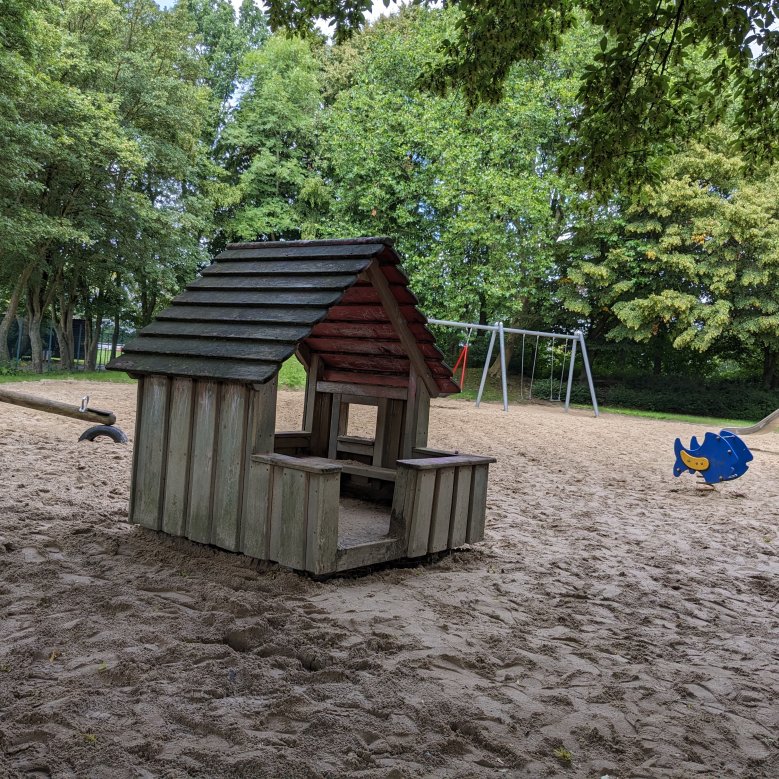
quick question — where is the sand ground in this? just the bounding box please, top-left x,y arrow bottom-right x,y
0,380 -> 777,779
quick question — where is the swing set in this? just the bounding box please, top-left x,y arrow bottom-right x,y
429,319 -> 599,417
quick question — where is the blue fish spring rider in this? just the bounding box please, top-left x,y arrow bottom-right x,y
673,430 -> 753,485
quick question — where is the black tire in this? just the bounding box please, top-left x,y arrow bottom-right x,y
78,425 -> 128,444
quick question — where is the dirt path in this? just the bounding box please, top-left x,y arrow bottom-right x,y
0,380 -> 777,778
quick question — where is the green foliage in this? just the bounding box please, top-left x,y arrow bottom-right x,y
588,407 -> 756,429
183,0 -> 268,122
0,0 -> 234,370
218,34 -> 326,243
4,0 -> 779,400
576,376 -> 779,420
552,745 -> 573,766
277,356 -> 307,389
264,0 -> 779,192
558,128 -> 779,386
320,7 -> 593,325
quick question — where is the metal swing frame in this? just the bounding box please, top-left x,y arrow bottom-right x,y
428,319 -> 599,417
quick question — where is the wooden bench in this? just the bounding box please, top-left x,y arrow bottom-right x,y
340,461 -> 396,482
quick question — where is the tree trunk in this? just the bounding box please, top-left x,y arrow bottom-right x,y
86,312 -> 102,370
0,265 -> 34,363
52,321 -> 73,371
762,346 -> 778,389
0,307 -> 18,364
487,296 -> 533,377
139,274 -> 157,327
52,291 -> 75,371
83,315 -> 94,371
110,312 -> 120,360
488,335 -> 516,377
24,250 -> 60,374
26,303 -> 44,373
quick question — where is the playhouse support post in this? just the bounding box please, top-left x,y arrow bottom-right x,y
303,354 -> 319,432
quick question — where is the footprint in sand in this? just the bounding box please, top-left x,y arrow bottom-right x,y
19,548 -> 47,563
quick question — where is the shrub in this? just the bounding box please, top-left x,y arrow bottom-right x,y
534,376 -> 779,421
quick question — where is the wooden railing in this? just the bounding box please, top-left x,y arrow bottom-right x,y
391,454 -> 496,558
249,450 -> 495,575
251,453 -> 340,575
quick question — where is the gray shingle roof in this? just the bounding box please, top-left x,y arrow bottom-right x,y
107,238 -> 458,395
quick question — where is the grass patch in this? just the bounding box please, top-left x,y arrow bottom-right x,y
582,405 -> 756,429
0,369 -> 136,384
458,391 -> 755,428
0,357 -> 307,389
278,357 -> 307,389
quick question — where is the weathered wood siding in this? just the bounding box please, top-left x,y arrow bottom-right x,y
129,377 -> 278,556
132,375 -> 169,531
391,455 -> 496,557
254,454 -> 340,574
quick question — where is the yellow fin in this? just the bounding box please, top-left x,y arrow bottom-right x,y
680,450 -> 709,471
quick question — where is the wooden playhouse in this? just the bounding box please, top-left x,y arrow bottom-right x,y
108,238 -> 495,574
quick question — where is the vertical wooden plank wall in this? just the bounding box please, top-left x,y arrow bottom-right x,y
239,380 -> 277,558
127,376 -> 145,525
466,464 -> 489,544
186,380 -> 219,544
406,469 -> 436,557
240,457 -> 271,558
269,466 -> 307,568
128,371 -> 494,572
161,378 -> 194,537
131,375 -> 170,530
392,459 -> 494,558
130,376 -> 281,560
252,454 -> 340,573
211,384 -> 249,551
428,466 -> 455,551
306,471 -> 339,574
448,465 -> 472,547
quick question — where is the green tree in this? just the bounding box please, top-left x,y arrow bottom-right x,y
321,6 -> 592,350
0,0 -> 212,370
264,0 -> 779,192
220,34 -> 327,243
0,0 -> 61,361
182,0 -> 268,133
559,132 -> 779,385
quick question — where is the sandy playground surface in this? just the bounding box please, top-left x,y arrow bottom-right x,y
0,380 -> 777,779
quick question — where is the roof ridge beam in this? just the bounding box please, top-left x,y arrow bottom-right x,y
364,262 -> 439,397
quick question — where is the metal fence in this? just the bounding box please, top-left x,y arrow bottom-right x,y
3,315 -> 132,373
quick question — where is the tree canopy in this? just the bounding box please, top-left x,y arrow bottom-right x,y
265,0 -> 779,191
2,0 -> 779,402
